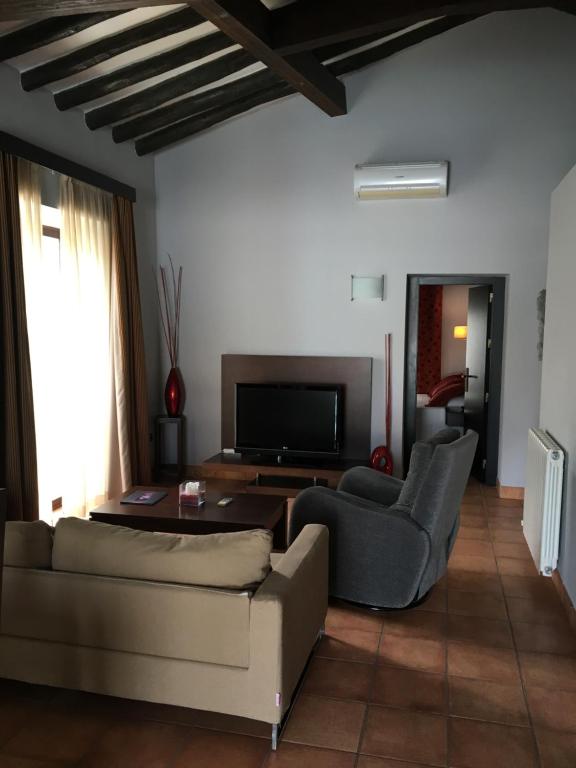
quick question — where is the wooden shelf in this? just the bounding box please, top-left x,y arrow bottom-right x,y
188,453 -> 368,498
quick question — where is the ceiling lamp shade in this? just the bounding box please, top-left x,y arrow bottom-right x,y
354,162 -> 449,200
453,325 -> 468,339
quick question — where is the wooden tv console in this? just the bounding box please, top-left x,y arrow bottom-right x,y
190,453 -> 368,499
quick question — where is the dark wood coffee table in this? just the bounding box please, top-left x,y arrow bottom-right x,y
89,486 -> 288,549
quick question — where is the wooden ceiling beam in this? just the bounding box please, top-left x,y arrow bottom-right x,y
554,1 -> 576,13
113,68 -> 278,142
59,28 -> 384,112
0,1 -> 174,22
134,15 -> 479,155
330,16 -> 480,76
112,34 -> 385,143
314,30 -> 404,63
21,7 -> 204,90
135,81 -> 293,155
0,12 -> 123,61
270,0 -> 552,54
85,47 -> 253,129
55,30 -> 231,110
188,0 -> 346,116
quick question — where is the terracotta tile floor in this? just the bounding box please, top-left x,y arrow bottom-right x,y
1,482 -> 575,767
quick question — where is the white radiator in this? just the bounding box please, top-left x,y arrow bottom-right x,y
523,429 -> 564,576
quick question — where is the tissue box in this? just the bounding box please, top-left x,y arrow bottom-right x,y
179,480 -> 206,507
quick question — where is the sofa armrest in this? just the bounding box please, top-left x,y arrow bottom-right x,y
337,466 -> 404,507
250,524 -> 329,722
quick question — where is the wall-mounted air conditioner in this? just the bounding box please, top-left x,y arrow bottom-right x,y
353,161 -> 449,200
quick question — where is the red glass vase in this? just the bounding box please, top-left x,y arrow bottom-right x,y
164,367 -> 184,417
369,445 -> 394,475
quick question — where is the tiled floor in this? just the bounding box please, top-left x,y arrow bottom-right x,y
1,480 -> 576,767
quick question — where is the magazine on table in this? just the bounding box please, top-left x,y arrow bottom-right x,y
120,490 -> 168,506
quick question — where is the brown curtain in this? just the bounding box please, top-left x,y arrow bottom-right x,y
111,195 -> 152,485
417,285 -> 443,395
0,488 -> 5,607
0,152 -> 39,521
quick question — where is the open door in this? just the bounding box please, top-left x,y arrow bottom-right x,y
464,285 -> 492,481
403,275 -> 504,485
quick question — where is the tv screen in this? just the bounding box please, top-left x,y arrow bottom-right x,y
235,383 -> 343,457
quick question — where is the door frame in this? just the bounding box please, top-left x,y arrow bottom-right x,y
403,274 -> 506,485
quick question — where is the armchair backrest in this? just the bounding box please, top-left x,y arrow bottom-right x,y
411,431 -> 478,537
410,431 -> 478,595
397,428 -> 461,509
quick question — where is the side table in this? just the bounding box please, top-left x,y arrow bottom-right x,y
154,416 -> 185,481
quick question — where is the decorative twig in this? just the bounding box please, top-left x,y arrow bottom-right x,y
156,255 -> 183,368
154,272 -> 172,364
160,267 -> 173,363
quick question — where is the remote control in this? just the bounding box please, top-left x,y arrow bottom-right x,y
217,497 -> 234,507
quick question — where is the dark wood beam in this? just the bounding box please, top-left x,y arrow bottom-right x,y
270,0 -> 552,54
21,7 -> 204,90
85,48 -> 254,129
0,12 -> 122,61
554,1 -> 576,13
55,31 -> 232,110
330,15 -> 480,76
314,31 -> 403,63
135,82 -> 293,155
0,1 -> 173,22
114,68 -> 278,142
134,15 -> 479,154
60,28 -> 383,112
188,0 -> 346,116
112,34 -> 383,143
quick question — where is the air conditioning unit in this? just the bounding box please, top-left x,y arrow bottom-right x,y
354,161 -> 449,200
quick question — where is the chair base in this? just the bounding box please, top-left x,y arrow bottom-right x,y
332,588 -> 433,613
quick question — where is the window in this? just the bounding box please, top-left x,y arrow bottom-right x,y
20,169 -> 120,523
29,205 -> 66,522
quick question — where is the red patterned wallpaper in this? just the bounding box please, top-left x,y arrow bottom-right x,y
417,285 -> 443,394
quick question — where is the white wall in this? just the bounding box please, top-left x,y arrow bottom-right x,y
0,63 -> 160,413
441,285 -> 469,378
154,10 -> 576,483
540,164 -> 576,604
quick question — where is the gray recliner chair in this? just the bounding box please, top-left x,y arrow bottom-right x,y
289,428 -> 478,609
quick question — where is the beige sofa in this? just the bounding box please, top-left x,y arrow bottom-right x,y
0,518 -> 328,747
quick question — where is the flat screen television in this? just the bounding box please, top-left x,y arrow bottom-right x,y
235,383 -> 343,459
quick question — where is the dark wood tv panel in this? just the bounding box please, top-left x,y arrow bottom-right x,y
187,353 -> 373,497
221,354 -> 373,460
192,453 -> 368,498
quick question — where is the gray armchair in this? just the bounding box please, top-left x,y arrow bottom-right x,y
289,429 -> 478,609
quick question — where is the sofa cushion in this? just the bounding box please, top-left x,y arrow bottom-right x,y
4,521 -> 53,569
428,375 -> 464,399
427,380 -> 465,407
52,518 -> 272,590
1,567 -> 251,668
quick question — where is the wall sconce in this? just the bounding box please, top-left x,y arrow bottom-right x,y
351,275 -> 385,301
453,325 -> 468,340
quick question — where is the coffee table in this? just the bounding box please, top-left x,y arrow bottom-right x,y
89,486 -> 288,549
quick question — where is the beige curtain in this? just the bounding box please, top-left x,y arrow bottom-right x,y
18,167 -> 149,519
17,159 -> 52,520
59,176 -> 130,515
0,153 -> 39,521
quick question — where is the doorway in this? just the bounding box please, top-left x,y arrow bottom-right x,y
403,275 -> 506,485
